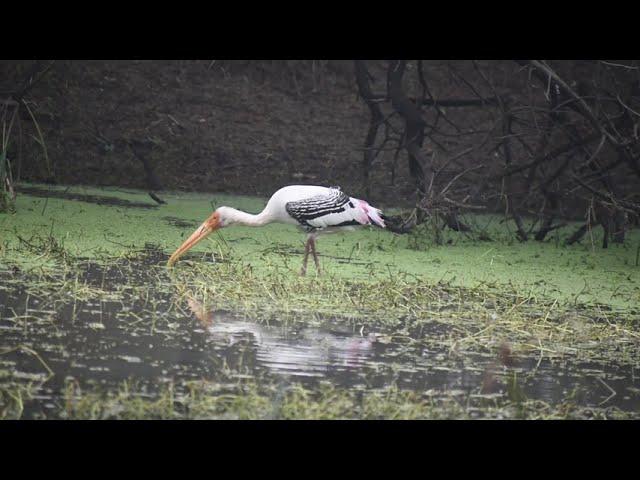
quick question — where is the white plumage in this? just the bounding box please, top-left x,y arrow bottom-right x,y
167,185 -> 386,274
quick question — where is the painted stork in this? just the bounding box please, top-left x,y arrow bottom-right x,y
167,185 -> 386,275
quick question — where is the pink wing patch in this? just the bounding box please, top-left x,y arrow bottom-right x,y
354,199 -> 386,228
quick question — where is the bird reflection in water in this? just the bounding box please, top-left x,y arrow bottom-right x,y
185,296 -> 375,378
187,297 -> 215,328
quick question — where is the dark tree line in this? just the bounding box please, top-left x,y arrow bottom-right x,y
353,60 -> 640,246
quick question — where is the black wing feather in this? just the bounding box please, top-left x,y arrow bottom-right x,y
285,189 -> 351,229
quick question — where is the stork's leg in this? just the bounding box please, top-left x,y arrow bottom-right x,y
300,237 -> 311,276
309,237 -> 321,275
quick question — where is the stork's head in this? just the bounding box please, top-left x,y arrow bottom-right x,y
167,207 -> 233,267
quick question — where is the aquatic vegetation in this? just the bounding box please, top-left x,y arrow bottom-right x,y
54,378 -> 640,421
2,183 -> 639,310
1,183 -> 639,420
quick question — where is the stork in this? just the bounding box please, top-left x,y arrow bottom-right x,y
167,185 -> 386,275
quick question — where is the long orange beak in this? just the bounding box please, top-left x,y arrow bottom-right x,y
167,213 -> 219,267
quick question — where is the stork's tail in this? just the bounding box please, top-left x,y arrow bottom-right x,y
368,207 -> 386,229
353,198 -> 386,229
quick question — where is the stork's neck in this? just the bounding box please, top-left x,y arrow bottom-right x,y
222,207 -> 271,227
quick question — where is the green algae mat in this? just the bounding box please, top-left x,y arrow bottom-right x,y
1,183 -> 639,419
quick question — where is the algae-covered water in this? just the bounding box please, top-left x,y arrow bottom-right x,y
1,184 -> 639,419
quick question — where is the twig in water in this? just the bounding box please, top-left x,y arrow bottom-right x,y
0,344 -> 54,381
596,377 -> 616,406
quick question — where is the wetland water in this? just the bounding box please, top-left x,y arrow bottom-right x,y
1,257 -> 638,419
